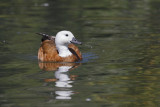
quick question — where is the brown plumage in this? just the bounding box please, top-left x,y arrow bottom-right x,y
37,31 -> 82,62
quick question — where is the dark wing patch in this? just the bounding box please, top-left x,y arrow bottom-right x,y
69,48 -> 80,60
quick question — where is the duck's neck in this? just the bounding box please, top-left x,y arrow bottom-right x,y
56,44 -> 72,57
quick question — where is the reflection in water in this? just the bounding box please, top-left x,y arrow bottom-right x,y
55,66 -> 73,88
55,66 -> 73,100
55,91 -> 73,100
39,62 -> 80,100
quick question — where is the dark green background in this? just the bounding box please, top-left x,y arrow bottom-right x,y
1,0 -> 160,106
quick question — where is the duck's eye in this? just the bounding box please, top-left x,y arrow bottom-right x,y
65,34 -> 68,37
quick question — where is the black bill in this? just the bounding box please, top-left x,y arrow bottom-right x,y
70,37 -> 82,45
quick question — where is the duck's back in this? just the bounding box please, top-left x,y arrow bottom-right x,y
38,39 -> 82,62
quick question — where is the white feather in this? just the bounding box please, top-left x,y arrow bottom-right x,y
55,31 -> 74,57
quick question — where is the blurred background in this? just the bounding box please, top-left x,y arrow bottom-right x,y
1,0 -> 160,106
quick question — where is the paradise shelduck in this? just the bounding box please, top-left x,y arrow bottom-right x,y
37,30 -> 82,62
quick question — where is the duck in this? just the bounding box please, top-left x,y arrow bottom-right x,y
37,30 -> 82,62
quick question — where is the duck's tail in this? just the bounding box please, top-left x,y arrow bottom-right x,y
36,33 -> 53,42
36,32 -> 50,37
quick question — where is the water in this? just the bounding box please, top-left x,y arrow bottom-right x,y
1,0 -> 160,107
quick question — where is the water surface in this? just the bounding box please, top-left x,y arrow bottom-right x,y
1,0 -> 160,107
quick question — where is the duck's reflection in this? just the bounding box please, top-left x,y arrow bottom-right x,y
39,62 -> 80,100
55,66 -> 73,88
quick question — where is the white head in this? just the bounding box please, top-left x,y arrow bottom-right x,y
55,30 -> 81,57
55,30 -> 81,46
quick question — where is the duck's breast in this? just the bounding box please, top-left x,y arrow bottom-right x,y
38,40 -> 82,62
